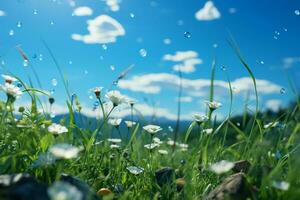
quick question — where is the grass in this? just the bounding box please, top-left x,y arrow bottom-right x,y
0,45 -> 299,200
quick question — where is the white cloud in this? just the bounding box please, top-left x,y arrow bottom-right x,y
282,56 -> 300,69
73,6 -> 93,16
176,96 -> 193,103
195,1 -> 221,21
71,15 -> 125,44
265,99 -> 282,112
105,0 -> 120,12
163,51 -> 203,74
118,73 -> 282,97
0,10 -> 6,16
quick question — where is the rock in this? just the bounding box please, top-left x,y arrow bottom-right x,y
205,173 -> 255,200
0,173 -> 49,200
232,160 -> 251,173
60,174 -> 101,200
155,167 -> 175,187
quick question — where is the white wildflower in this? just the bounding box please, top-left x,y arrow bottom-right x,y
106,90 -> 124,106
108,118 -> 122,127
107,138 -> 122,143
144,143 -> 159,150
0,83 -> 22,98
49,144 -> 81,160
264,121 -> 279,129
48,123 -> 68,135
158,149 -> 168,155
272,181 -> 290,191
205,101 -> 222,110
153,137 -> 163,144
209,160 -> 234,174
194,114 -> 208,124
143,125 -> 162,135
1,74 -> 17,84
203,128 -> 213,134
124,120 -> 136,128
126,166 -> 144,175
48,181 -> 82,200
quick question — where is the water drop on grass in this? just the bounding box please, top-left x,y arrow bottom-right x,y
51,79 -> 58,86
280,88 -> 286,94
139,49 -> 147,57
184,31 -> 191,38
295,10 -> 300,15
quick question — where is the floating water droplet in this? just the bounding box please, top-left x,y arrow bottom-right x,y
100,56 -> 104,60
110,65 -> 115,71
236,122 -> 241,127
50,111 -> 56,118
139,49 -> 147,57
213,43 -> 218,48
33,9 -> 38,15
295,10 -> 300,15
32,54 -> 37,59
184,31 -> 191,38
50,89 -> 55,94
84,70 -> 88,75
280,88 -> 286,94
102,44 -> 107,50
274,31 -> 280,36
283,28 -> 288,32
130,13 -> 135,18
16,21 -> 22,28
50,21 -> 54,25
69,60 -> 73,65
177,20 -> 184,26
51,78 -> 58,86
89,95 -> 93,100
113,81 -> 118,86
260,61 -> 265,65
163,38 -> 171,45
221,66 -> 226,71
93,101 -> 99,107
23,60 -> 29,67
273,36 -> 278,40
39,54 -> 43,61
9,30 -> 14,36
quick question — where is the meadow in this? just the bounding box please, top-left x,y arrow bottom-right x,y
0,42 -> 299,200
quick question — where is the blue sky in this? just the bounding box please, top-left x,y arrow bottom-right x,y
0,0 -> 299,120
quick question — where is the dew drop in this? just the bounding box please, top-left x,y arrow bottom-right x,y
295,10 -> 300,15
23,60 -> 29,67
280,88 -> 286,94
139,49 -> 147,57
16,21 -> 22,28
51,78 -> 58,86
113,81 -> 118,86
9,30 -> 14,36
184,31 -> 191,38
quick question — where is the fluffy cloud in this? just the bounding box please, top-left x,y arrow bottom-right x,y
163,51 -> 203,73
118,73 -> 282,97
0,10 -> 6,16
282,56 -> 300,69
265,99 -> 282,112
105,0 -> 120,12
72,6 -> 93,16
195,1 -> 221,21
71,15 -> 125,44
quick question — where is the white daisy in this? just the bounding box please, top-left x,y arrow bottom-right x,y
124,120 -> 136,128
0,83 -> 22,98
49,144 -> 81,160
194,114 -> 209,124
48,123 -> 68,135
205,101 -> 222,110
264,121 -> 279,129
106,90 -> 124,106
108,118 -> 122,127
144,143 -> 159,150
143,125 -> 162,135
153,137 -> 163,144
126,166 -> 144,175
203,128 -> 213,134
209,160 -> 234,174
158,149 -> 168,155
1,74 -> 17,84
107,138 -> 122,143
